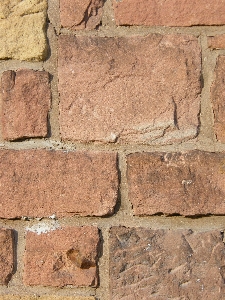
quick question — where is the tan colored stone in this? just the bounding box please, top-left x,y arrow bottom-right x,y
127,151 -> 225,216
0,0 -> 48,61
110,227 -> 225,300
1,69 -> 51,140
113,0 -> 225,26
24,226 -> 99,287
208,34 -> 225,49
0,229 -> 14,285
0,150 -> 118,218
211,56 -> 225,143
0,296 -> 95,300
60,0 -> 104,30
58,35 -> 201,144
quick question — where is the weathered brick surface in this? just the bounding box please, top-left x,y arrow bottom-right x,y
110,227 -> 225,300
1,69 -> 51,141
113,0 -> 225,27
0,229 -> 14,285
60,0 -> 104,30
0,150 -> 118,218
24,226 -> 99,287
127,151 -> 225,216
0,0 -> 48,61
208,35 -> 225,49
0,296 -> 95,300
59,35 -> 201,144
211,56 -> 225,143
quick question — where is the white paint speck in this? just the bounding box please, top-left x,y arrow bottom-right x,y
26,220 -> 61,235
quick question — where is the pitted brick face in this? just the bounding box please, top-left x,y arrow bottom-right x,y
0,228 -> 14,285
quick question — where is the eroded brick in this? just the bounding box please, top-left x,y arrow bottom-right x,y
1,69 -> 51,140
127,151 -> 225,216
24,226 -> 100,287
110,227 -> 225,300
0,150 -> 118,218
113,0 -> 225,26
58,35 -> 201,144
211,56 -> 225,143
208,34 -> 225,49
0,229 -> 14,285
60,0 -> 104,30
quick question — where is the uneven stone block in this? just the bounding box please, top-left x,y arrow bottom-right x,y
60,0 -> 104,30
0,0 -> 48,61
110,227 -> 225,300
0,150 -> 118,218
58,35 -> 201,144
1,69 -> 51,141
24,226 -> 100,287
208,34 -> 225,49
211,56 -> 225,143
0,229 -> 14,285
113,0 -> 225,26
127,151 -> 225,216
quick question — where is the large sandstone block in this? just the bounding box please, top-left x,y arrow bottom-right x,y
127,151 -> 225,216
0,229 -> 14,285
0,0 -> 48,61
58,35 -> 201,144
0,150 -> 118,218
1,69 -> 51,140
110,227 -> 225,300
113,0 -> 225,26
24,226 -> 100,287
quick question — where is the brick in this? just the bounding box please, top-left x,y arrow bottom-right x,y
0,150 -> 118,218
0,228 -> 14,285
208,34 -> 225,49
58,35 -> 201,144
211,56 -> 225,143
60,0 -> 104,30
110,227 -> 225,300
0,0 -> 48,61
1,69 -> 51,141
127,151 -> 225,216
24,226 -> 99,287
113,0 -> 225,27
0,297 -> 95,300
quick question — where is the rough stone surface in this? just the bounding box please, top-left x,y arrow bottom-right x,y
58,35 -> 201,144
0,229 -> 14,285
208,34 -> 225,49
127,151 -> 225,216
60,0 -> 104,30
24,226 -> 99,287
1,69 -> 51,141
0,297 -> 94,300
0,150 -> 118,218
211,56 -> 225,143
0,0 -> 48,61
110,227 -> 225,300
113,0 -> 225,26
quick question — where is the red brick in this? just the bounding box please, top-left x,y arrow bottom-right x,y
0,150 -> 118,218
60,0 -> 104,30
110,227 -> 225,300
24,226 -> 99,287
211,56 -> 225,143
58,35 -> 201,144
0,228 -> 14,285
208,35 -> 225,49
1,69 -> 51,141
127,151 -> 225,216
113,0 -> 225,26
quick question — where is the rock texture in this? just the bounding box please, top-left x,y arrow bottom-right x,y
60,0 -> 104,30
0,150 -> 118,218
127,151 -> 225,216
1,69 -> 51,140
208,35 -> 225,49
0,0 -> 48,61
0,297 -> 95,300
211,56 -> 225,143
113,0 -> 225,26
0,228 -> 14,285
58,34 -> 201,144
110,227 -> 225,300
24,226 -> 100,287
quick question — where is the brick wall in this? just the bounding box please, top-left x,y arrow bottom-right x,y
0,0 -> 225,299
